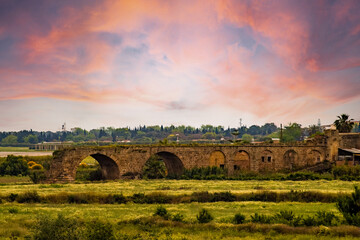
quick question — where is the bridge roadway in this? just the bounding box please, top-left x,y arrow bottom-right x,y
46,144 -> 328,182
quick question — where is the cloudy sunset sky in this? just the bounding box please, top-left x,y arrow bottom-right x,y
0,0 -> 359,131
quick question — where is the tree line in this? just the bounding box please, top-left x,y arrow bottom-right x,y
1,114 -> 358,146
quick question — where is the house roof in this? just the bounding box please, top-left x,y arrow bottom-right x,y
340,148 -> 360,155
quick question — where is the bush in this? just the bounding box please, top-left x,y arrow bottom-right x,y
17,190 -> 41,203
84,219 -> 115,240
30,170 -> 47,184
273,210 -> 302,226
303,216 -> 317,226
0,155 -> 29,176
153,206 -> 170,220
315,211 -> 339,226
113,194 -> 127,204
32,214 -> 80,240
172,213 -> 185,222
142,155 -> 166,179
8,193 -> 18,202
250,213 -> 272,224
233,213 -> 246,224
337,186 -> 360,226
196,209 -> 213,223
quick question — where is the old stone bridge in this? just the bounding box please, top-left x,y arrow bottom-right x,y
47,143 -> 329,182
46,130 -> 360,183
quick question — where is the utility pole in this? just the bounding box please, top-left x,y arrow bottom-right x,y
280,124 -> 283,142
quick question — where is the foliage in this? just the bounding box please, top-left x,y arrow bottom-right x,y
84,219 -> 115,240
196,209 -> 213,223
179,166 -> 226,180
17,190 -> 41,203
153,206 -> 171,220
333,166 -> 360,180
250,213 -> 272,224
32,214 -> 80,240
142,155 -> 167,179
315,211 -> 338,226
273,210 -> 302,226
172,213 -> 185,222
334,114 -> 354,133
1,135 -> 18,145
241,134 -> 252,143
282,123 -> 302,142
233,213 -> 246,224
29,170 -> 47,184
337,186 -> 360,226
0,155 -> 29,176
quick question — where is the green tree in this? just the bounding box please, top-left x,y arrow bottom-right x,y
142,155 -> 167,179
202,132 -> 217,140
282,123 -> 302,142
241,134 -> 252,143
0,155 -> 29,176
24,134 -> 39,144
1,135 -> 18,145
334,114 -> 354,133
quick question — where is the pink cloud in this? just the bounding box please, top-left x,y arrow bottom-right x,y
0,0 -> 359,125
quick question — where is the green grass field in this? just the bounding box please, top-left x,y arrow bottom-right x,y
0,201 -> 345,239
1,178 -> 360,239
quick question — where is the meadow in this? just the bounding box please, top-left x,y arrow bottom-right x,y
0,179 -> 358,196
1,179 -> 360,239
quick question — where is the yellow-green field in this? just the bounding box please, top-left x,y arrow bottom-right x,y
1,178 -> 360,239
0,179 -> 358,196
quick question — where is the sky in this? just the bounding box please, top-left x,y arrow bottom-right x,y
0,0 -> 359,131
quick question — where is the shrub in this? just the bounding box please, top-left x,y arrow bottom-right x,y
303,216 -> 317,226
142,155 -> 166,179
113,194 -> 127,204
172,213 -> 185,222
315,211 -> 339,226
337,186 -> 360,226
196,209 -> 213,223
131,193 -> 148,204
84,219 -> 115,240
233,213 -> 246,224
29,170 -> 47,184
0,155 -> 29,176
8,193 -> 18,202
153,206 -> 170,220
32,214 -> 80,240
273,210 -> 302,226
17,190 -> 41,203
250,213 -> 272,224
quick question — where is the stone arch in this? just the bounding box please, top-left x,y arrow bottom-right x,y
283,150 -> 299,170
153,151 -> 185,176
306,149 -> 323,165
259,150 -> 274,172
232,150 -> 250,171
209,150 -> 226,168
88,153 -> 120,180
